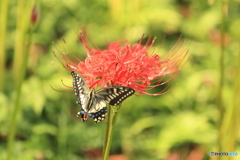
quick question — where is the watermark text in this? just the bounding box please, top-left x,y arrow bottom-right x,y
210,151 -> 238,157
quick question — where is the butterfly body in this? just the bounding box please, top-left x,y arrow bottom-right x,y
71,71 -> 135,123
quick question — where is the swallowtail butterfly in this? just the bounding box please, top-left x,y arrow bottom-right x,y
71,71 -> 135,123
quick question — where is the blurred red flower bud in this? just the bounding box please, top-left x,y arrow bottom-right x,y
30,4 -> 39,24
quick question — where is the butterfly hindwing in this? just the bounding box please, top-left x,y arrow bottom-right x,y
77,106 -> 107,123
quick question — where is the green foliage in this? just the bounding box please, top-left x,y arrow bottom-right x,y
1,0 -> 240,160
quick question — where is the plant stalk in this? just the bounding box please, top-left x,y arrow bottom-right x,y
0,0 -> 9,92
102,105 -> 119,160
217,1 -> 228,159
7,1 -> 33,159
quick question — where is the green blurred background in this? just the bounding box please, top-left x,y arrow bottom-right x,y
0,0 -> 240,160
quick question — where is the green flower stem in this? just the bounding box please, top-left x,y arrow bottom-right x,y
103,105 -> 111,156
230,39 -> 240,150
217,1 -> 228,159
0,0 -> 9,92
7,1 -> 33,159
219,38 -> 240,160
102,105 -> 120,160
7,32 -> 32,160
12,0 -> 33,83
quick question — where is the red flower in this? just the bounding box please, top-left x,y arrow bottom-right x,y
55,31 -> 188,95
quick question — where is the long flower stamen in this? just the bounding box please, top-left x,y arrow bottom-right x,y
50,85 -> 74,92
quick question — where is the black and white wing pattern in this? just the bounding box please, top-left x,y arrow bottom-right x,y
95,87 -> 135,106
71,71 -> 90,108
71,71 -> 135,123
71,71 -> 106,122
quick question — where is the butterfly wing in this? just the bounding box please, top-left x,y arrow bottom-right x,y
76,92 -> 107,123
71,72 -> 135,123
71,71 -> 107,123
71,71 -> 91,111
77,105 -> 107,123
95,86 -> 135,106
82,86 -> 134,122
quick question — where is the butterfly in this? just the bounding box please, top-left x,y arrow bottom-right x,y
71,71 -> 135,123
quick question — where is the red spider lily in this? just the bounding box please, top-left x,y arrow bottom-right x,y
54,31 -> 188,95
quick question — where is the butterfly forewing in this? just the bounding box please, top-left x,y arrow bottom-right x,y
96,87 -> 135,106
71,71 -> 91,110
